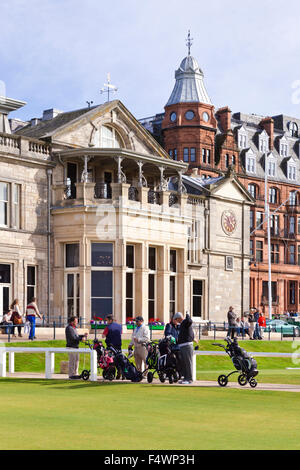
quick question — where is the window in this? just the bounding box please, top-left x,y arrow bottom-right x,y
67,273 -> 80,318
27,266 -> 37,303
288,165 -> 296,181
65,244 -> 79,268
12,184 -> 20,229
256,241 -> 263,262
270,215 -> 279,236
271,244 -> 279,264
91,243 -> 113,267
250,211 -> 254,231
269,188 -> 278,204
207,149 -> 211,165
289,217 -> 295,234
232,155 -> 236,166
202,149 -> 206,164
290,191 -> 297,206
289,281 -> 296,305
148,247 -> 156,318
289,245 -> 296,265
290,122 -> 298,138
169,276 -> 176,317
174,149 -> 177,161
262,281 -> 277,303
168,149 -> 173,158
298,246 -> 300,265
246,156 -> 256,173
248,184 -> 257,199
256,212 -> 264,229
268,160 -> 276,177
250,240 -> 254,259
280,142 -> 288,157
192,280 -> 203,317
126,273 -> 134,317
0,182 -> 8,227
101,125 -> 123,148
239,133 -> 248,149
183,148 -> 189,162
190,148 -> 196,162
298,217 -> 300,234
259,137 -> 268,153
225,154 -> 229,168
91,271 -> 113,317
66,162 -> 77,199
126,245 -> 134,269
170,250 -> 177,273
126,245 -> 135,317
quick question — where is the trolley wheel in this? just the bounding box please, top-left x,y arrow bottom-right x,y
158,373 -> 166,383
249,378 -> 258,388
173,372 -> 179,383
81,370 -> 90,381
238,374 -> 248,387
218,375 -> 228,387
168,375 -> 173,385
147,372 -> 154,383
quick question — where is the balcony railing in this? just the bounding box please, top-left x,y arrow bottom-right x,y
148,189 -> 160,205
0,132 -> 51,160
128,186 -> 139,202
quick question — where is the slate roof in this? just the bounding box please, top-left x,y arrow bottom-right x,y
14,104 -> 100,139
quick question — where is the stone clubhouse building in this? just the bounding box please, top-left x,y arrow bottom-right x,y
0,87 -> 254,326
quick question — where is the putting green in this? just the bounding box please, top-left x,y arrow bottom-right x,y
1,379 -> 300,450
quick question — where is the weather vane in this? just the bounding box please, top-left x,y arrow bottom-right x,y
186,30 -> 193,56
100,73 -> 118,102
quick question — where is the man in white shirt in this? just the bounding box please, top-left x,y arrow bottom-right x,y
128,316 -> 150,372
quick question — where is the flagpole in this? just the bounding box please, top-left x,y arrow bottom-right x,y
264,154 -> 272,320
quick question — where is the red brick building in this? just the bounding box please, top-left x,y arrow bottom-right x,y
141,51 -> 300,316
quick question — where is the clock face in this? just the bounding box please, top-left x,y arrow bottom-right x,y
170,112 -> 177,122
222,210 -> 237,235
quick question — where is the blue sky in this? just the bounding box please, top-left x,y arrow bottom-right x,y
2,0 -> 300,122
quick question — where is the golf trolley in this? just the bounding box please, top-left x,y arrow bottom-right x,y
213,337 -> 259,389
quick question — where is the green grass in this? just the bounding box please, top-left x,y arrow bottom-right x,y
0,379 -> 300,450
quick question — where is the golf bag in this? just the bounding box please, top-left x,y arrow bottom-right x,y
112,349 -> 143,383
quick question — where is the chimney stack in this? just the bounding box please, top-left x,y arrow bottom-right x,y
216,106 -> 232,133
260,117 -> 274,150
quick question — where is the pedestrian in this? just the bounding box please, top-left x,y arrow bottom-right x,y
241,316 -> 250,338
164,314 -> 180,343
102,315 -> 123,379
1,310 -> 13,334
248,311 -> 256,340
236,317 -> 241,337
65,316 -> 88,379
25,297 -> 42,341
128,316 -> 150,372
174,312 -> 195,385
253,308 -> 261,340
227,306 -> 237,339
258,312 -> 266,340
10,299 -> 23,338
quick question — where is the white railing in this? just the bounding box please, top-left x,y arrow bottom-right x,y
0,347 -> 97,381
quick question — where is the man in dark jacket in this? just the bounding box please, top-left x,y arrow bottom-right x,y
102,315 -> 122,378
65,316 -> 87,379
174,312 -> 195,385
227,306 -> 237,339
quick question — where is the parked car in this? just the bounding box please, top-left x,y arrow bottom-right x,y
265,320 -> 300,337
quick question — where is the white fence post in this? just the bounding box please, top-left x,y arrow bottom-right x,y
45,351 -> 53,379
0,349 -> 6,377
90,349 -> 97,381
9,352 -> 15,373
193,352 -> 197,382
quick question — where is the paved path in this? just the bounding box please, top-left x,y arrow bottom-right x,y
3,372 -> 300,393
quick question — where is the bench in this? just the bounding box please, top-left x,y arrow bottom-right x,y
0,347 -> 97,381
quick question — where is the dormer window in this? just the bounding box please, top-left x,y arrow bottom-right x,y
267,154 -> 276,177
245,149 -> 256,174
259,131 -> 269,153
289,122 -> 298,138
237,127 -> 248,149
279,136 -> 289,157
288,163 -> 296,181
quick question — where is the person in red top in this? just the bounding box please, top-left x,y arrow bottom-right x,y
258,312 -> 266,339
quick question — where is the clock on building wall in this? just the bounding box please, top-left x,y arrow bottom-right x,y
221,210 -> 237,235
170,112 -> 177,122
